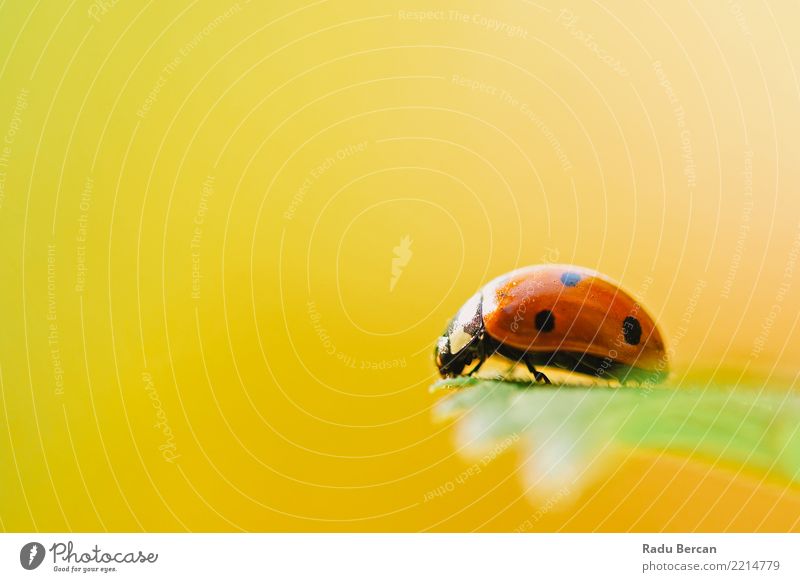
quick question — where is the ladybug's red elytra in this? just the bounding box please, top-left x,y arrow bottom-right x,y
434,264 -> 668,384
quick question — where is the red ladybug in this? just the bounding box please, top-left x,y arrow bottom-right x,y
434,265 -> 668,384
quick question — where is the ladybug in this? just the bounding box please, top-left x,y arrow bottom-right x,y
434,265 -> 668,384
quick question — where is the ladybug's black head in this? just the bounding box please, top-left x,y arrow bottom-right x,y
435,292 -> 485,377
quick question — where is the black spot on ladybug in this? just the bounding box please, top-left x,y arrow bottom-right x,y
535,310 -> 555,332
560,272 -> 581,287
622,316 -> 642,345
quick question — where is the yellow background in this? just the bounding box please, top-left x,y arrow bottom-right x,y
1,0 -> 799,531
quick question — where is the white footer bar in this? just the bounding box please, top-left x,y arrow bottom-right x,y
1,533 -> 796,581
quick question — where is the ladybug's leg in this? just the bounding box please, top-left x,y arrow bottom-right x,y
467,355 -> 486,376
533,370 -> 551,384
466,342 -> 487,376
524,357 -> 551,384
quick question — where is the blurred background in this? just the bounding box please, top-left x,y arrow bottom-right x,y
1,0 -> 799,532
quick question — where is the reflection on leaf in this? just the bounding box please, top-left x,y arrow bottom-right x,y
432,377 -> 800,506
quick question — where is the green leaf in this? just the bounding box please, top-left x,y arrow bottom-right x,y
432,377 -> 800,504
